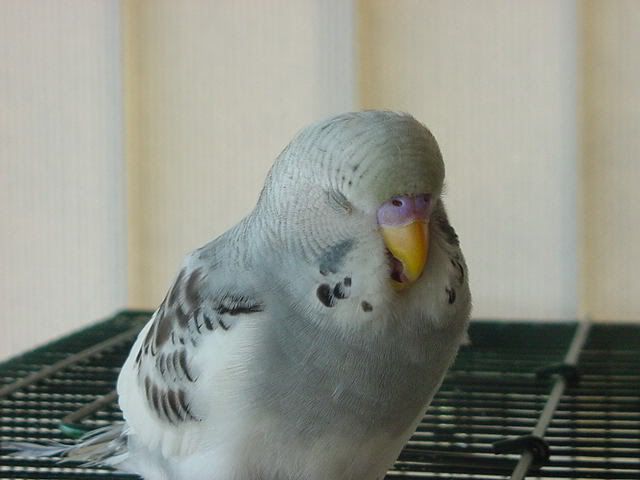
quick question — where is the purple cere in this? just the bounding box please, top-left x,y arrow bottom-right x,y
377,194 -> 433,227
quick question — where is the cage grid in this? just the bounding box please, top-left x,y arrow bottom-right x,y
1,311 -> 638,479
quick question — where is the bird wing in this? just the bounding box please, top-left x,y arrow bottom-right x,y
116,247 -> 265,458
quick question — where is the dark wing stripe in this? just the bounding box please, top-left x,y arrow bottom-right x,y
168,268 -> 186,306
167,389 -> 185,422
156,353 -> 166,375
160,393 -> 174,424
144,377 -> 152,400
154,309 -> 172,348
178,389 -> 197,420
185,269 -> 202,306
143,322 -> 158,356
150,382 -> 162,416
135,346 -> 143,365
170,351 -> 181,381
143,324 -> 155,349
193,309 -> 202,333
175,306 -> 190,328
161,353 -> 172,379
178,349 -> 195,382
144,378 -> 200,423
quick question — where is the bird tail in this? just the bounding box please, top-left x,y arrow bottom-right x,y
2,422 -> 129,468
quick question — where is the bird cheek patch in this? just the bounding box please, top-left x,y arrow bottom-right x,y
316,284 -> 336,307
316,277 -> 351,308
318,239 -> 355,276
333,278 -> 351,299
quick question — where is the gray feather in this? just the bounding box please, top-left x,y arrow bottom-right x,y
1,423 -> 128,467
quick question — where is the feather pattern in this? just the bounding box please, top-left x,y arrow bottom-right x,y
2,423 -> 128,468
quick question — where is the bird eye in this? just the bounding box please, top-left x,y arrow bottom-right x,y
327,189 -> 352,214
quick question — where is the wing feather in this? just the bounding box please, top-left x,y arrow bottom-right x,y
117,252 -> 264,458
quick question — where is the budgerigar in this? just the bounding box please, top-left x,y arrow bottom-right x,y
8,111 -> 471,480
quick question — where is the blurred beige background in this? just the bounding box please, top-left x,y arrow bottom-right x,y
1,0 -> 639,358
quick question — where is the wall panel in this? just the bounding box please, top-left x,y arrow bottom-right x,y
581,1 -> 640,321
0,1 -> 127,357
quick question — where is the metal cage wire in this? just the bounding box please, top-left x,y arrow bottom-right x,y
1,311 -> 639,479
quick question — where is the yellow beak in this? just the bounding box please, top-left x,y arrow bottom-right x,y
380,221 -> 430,288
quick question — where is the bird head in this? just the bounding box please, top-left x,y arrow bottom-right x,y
255,111 -> 446,316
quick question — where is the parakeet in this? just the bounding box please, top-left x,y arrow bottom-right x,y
10,111 -> 471,480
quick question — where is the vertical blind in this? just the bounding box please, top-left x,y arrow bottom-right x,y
1,0 -> 639,358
